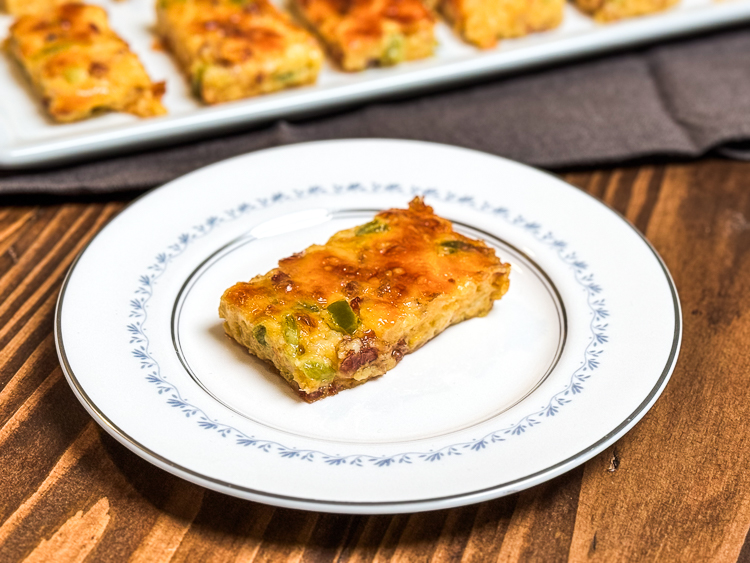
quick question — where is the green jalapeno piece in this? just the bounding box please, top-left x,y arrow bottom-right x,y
327,300 -> 358,334
283,315 -> 299,347
301,360 -> 335,381
355,220 -> 389,236
63,66 -> 87,85
381,35 -> 405,65
439,240 -> 477,253
253,325 -> 267,346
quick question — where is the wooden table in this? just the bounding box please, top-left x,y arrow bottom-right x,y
2,158 -> 750,562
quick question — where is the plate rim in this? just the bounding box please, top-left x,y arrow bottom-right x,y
54,139 -> 682,514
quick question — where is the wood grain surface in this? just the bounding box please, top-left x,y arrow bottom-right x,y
2,159 -> 750,562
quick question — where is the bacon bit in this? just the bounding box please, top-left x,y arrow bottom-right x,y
345,281 -> 360,297
391,339 -> 407,363
299,382 -> 340,403
295,313 -> 316,328
271,271 -> 290,284
152,81 -> 166,97
271,271 -> 295,293
349,296 -> 362,313
340,347 -> 378,375
89,62 -> 108,77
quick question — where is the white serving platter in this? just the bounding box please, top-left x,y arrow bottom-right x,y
2,0 -> 749,168
55,140 -> 682,513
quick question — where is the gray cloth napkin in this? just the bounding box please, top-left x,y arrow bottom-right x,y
3,26 -> 750,195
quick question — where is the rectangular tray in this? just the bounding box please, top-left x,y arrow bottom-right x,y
2,0 -> 749,169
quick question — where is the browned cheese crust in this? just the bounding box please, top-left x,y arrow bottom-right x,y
156,0 -> 323,104
3,0 -> 68,16
219,197 -> 511,402
290,0 -> 436,71
7,3 -> 166,122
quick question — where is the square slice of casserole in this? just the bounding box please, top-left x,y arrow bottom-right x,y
7,3 -> 166,123
438,0 -> 563,48
573,0 -> 678,22
290,0 -> 436,72
156,0 -> 323,104
219,197 -> 511,402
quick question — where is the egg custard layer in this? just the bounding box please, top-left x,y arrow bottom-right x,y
8,3 -> 166,122
219,197 -> 511,403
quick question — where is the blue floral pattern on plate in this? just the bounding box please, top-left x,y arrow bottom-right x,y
127,183 -> 608,466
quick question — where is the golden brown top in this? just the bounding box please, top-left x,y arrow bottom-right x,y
157,0 -> 318,66
297,0 -> 433,27
222,197 -> 510,338
294,0 -> 434,54
11,4 -> 112,58
9,3 -> 165,121
3,0 -> 69,17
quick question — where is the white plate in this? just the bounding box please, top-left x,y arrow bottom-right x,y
55,140 -> 681,514
3,0 -> 750,167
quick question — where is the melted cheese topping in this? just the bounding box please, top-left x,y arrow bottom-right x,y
224,198 -> 508,334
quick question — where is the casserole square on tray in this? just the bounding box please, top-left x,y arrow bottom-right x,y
7,3 -> 166,122
291,0 -> 436,71
437,0 -> 564,48
156,0 -> 323,103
